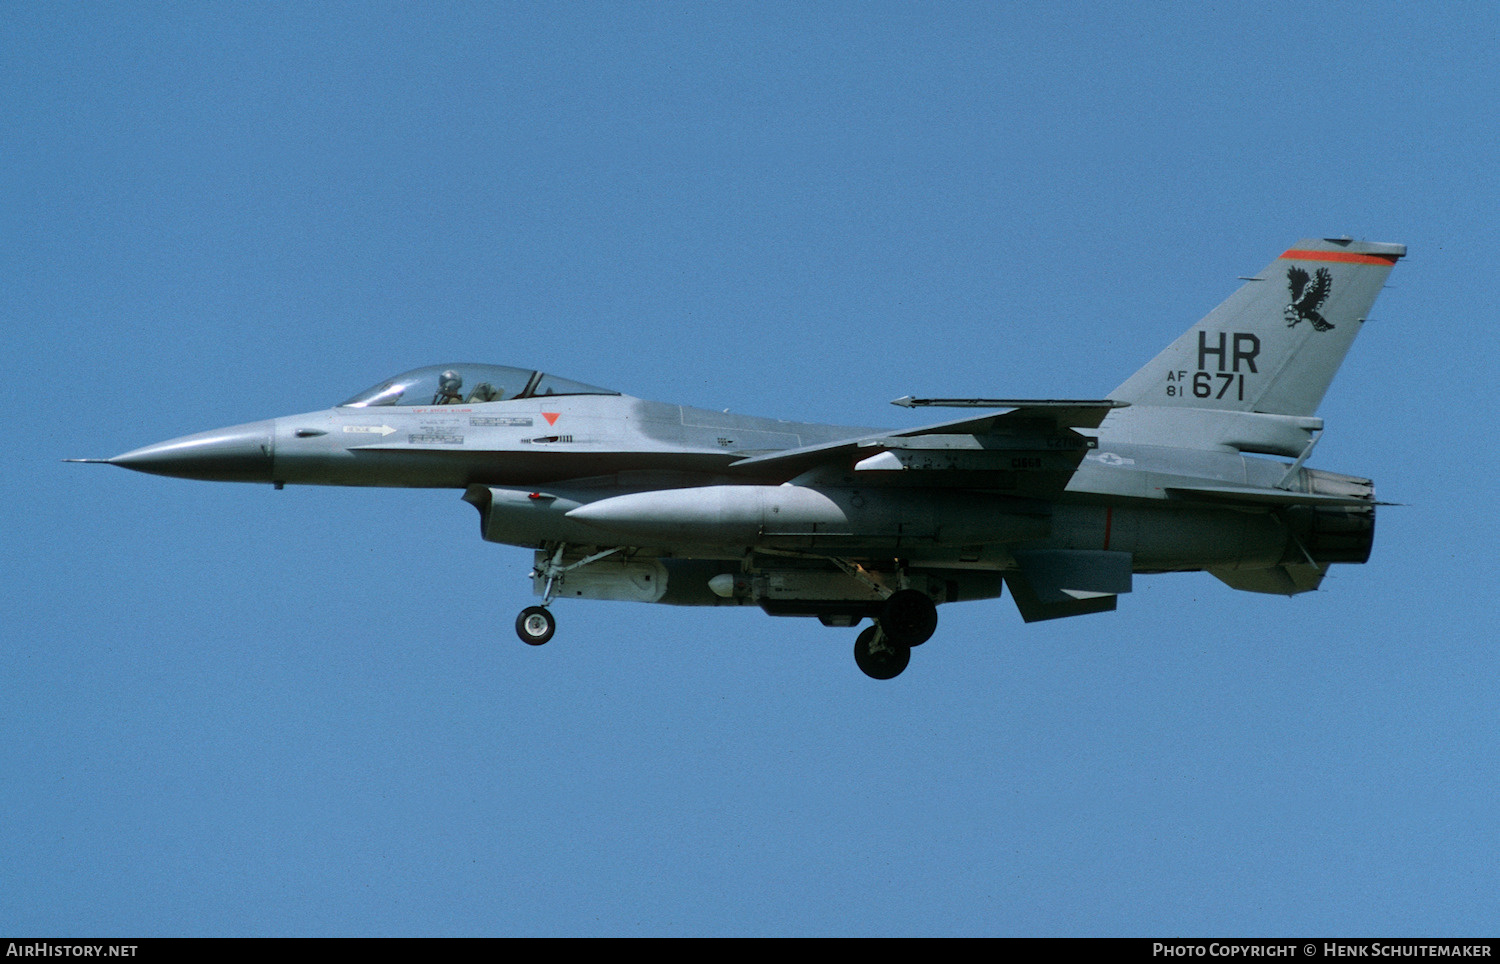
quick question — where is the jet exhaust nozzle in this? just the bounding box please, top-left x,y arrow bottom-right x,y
1292,468 -> 1377,566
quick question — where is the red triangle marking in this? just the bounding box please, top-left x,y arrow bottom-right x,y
542,412 -> 560,426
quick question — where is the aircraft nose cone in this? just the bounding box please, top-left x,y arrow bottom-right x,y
109,419 -> 276,483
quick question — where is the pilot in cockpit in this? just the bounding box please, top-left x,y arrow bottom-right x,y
433,370 -> 465,405
433,370 -> 504,404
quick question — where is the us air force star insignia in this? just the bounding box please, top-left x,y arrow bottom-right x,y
1089,451 -> 1135,466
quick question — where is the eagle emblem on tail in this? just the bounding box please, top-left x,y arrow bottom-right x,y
1284,266 -> 1334,331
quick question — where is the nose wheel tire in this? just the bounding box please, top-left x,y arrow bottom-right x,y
854,626 -> 911,680
516,606 -> 556,646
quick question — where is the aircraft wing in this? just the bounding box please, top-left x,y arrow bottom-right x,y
729,400 -> 1123,496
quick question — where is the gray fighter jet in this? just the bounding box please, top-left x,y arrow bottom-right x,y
76,238 -> 1403,678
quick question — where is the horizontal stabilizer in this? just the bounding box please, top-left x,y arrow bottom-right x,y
1164,484 -> 1377,508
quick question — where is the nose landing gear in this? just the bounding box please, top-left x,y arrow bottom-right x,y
513,543 -> 626,647
515,606 -> 556,645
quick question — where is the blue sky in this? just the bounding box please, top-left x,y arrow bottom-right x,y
5,2 -> 1498,936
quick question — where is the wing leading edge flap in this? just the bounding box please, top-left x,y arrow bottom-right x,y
1005,550 -> 1132,623
891,398 -> 1126,426
728,401 -> 1123,483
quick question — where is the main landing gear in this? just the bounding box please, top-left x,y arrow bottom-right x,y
852,589 -> 939,680
854,625 -> 909,679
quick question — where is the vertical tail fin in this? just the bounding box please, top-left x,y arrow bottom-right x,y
1110,238 -> 1404,417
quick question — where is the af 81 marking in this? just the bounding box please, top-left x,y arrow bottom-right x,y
1166,370 -> 1246,400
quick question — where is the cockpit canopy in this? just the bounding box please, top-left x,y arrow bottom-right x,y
340,364 -> 619,408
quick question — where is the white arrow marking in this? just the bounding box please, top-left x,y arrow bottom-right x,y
343,425 -> 397,436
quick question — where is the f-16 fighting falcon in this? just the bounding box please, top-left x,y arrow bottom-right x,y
73,237 -> 1404,678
